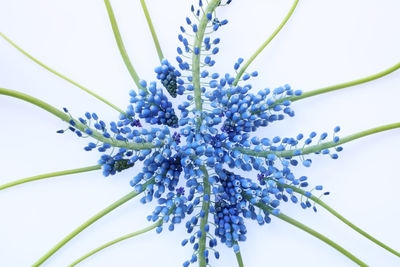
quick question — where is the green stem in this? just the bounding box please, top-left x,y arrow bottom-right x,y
289,61 -> 400,103
103,0 -> 146,92
233,0 -> 299,86
275,212 -> 367,266
32,179 -> 154,266
235,250 -> 244,267
0,87 -> 156,151
0,32 -> 127,116
192,0 -> 221,112
198,166 -> 211,267
140,0 -> 164,62
238,122 -> 400,158
278,182 -> 400,258
252,199 -> 367,266
69,219 -> 162,266
70,205 -> 175,266
0,165 -> 101,191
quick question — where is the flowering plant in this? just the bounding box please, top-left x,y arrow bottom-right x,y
1,0 -> 399,266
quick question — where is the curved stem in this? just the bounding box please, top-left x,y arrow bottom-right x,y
318,203 -> 400,258
32,179 -> 154,266
275,212 -> 367,266
0,165 -> 101,191
233,0 -> 299,86
69,219 -> 161,266
103,0 -> 146,92
289,61 -> 400,103
252,199 -> 367,266
140,0 -> 164,62
0,32 -> 127,116
70,205 -> 175,266
278,182 -> 400,258
198,166 -> 211,267
192,0 -> 221,112
238,122 -> 400,158
0,88 -> 156,150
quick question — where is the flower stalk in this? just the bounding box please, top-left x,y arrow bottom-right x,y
249,197 -> 367,266
140,0 -> 164,62
0,165 -> 101,191
273,180 -> 400,258
0,88 -> 157,150
33,179 -> 155,266
233,0 -> 299,86
284,61 -> 400,104
198,166 -> 211,267
238,122 -> 400,158
69,205 -> 175,266
235,249 -> 244,267
0,32 -> 128,116
103,0 -> 147,92
192,0 -> 221,112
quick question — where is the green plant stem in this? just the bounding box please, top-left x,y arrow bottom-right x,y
0,32 -> 127,116
0,165 -> 101,191
238,122 -> 400,158
198,166 -> 211,267
192,0 -> 220,112
276,212 -> 367,266
32,179 -> 154,266
103,0 -> 146,92
235,249 -> 244,267
288,61 -> 400,103
276,182 -> 400,258
233,0 -> 299,86
140,0 -> 164,62
0,88 -> 156,150
251,199 -> 367,266
69,220 -> 161,266
69,205 -> 175,266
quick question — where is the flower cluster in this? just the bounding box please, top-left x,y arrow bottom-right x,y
1,0 -> 399,265
99,151 -> 134,177
61,1 -> 342,265
130,81 -> 179,128
155,59 -> 184,98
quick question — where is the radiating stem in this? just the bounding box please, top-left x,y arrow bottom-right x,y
192,0 -> 221,112
0,32 -> 127,116
140,0 -> 164,62
233,0 -> 299,86
288,62 -> 400,103
103,0 -> 146,92
252,199 -> 367,266
0,88 -> 157,150
32,179 -> 154,266
275,212 -> 367,266
238,122 -> 400,158
69,220 -> 162,266
198,166 -> 211,267
0,165 -> 101,191
70,205 -> 175,266
276,182 -> 400,258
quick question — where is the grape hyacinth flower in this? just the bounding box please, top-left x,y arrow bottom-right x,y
0,1 -> 400,267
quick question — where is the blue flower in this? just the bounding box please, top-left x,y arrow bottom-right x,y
53,1 -> 349,265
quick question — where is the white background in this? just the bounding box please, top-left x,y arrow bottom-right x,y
1,0 -> 400,266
